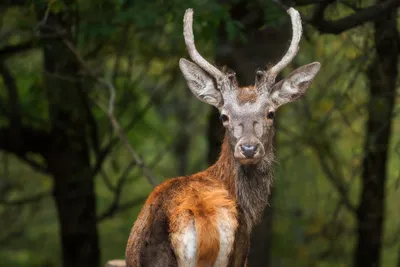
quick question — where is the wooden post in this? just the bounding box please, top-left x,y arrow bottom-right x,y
106,259 -> 126,267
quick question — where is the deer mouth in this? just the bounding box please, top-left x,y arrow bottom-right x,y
237,157 -> 262,165
234,150 -> 264,165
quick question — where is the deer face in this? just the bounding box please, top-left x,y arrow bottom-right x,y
219,83 -> 274,165
179,8 -> 320,165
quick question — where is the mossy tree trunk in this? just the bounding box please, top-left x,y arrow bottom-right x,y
354,3 -> 398,267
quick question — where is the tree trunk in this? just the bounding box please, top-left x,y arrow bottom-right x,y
37,4 -> 100,267
398,247 -> 400,267
174,91 -> 192,176
207,108 -> 224,165
48,150 -> 99,267
354,4 -> 398,267
247,192 -> 274,267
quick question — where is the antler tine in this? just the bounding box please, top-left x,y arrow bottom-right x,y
183,9 -> 224,80
267,7 -> 302,81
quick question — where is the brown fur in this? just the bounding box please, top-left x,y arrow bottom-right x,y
126,132 -> 273,267
126,185 -> 178,267
169,178 -> 237,266
237,86 -> 258,104
126,172 -> 239,267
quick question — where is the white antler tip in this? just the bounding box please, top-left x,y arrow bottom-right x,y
287,7 -> 301,22
185,8 -> 193,18
287,7 -> 296,14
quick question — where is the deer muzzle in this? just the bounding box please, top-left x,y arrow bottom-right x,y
234,139 -> 265,164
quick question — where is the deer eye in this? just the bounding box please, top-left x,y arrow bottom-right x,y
267,111 -> 275,119
220,114 -> 229,123
227,70 -> 236,80
256,70 -> 264,78
255,69 -> 264,83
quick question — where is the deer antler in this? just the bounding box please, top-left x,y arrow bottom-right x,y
183,9 -> 224,81
267,7 -> 303,83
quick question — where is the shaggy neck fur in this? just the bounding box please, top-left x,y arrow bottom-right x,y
208,131 -> 275,230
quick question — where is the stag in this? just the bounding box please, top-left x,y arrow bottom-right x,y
126,7 -> 320,267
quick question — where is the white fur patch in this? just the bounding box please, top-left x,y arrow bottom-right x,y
171,210 -> 236,267
213,209 -> 236,267
171,219 -> 197,267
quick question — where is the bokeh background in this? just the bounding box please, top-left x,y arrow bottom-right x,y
0,0 -> 399,267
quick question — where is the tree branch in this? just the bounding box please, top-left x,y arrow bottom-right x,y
0,127 -> 50,155
0,41 -> 36,59
0,191 -> 49,206
294,0 -> 334,6
91,85 -> 162,177
308,138 -> 356,213
80,88 -> 100,156
97,196 -> 147,221
0,127 -> 50,174
0,62 -> 21,134
99,79 -> 159,187
0,229 -> 24,246
19,155 -> 49,174
62,39 -> 159,187
0,0 -> 27,7
308,0 -> 400,34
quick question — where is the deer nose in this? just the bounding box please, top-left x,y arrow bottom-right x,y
240,144 -> 258,158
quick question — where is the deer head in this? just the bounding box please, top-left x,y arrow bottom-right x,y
179,8 -> 320,165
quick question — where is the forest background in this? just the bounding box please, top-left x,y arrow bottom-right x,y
0,0 -> 399,267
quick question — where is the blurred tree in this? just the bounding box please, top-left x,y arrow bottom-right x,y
0,1 -> 227,266
1,1 -> 100,266
398,248 -> 400,267
355,5 -> 398,267
297,0 -> 399,266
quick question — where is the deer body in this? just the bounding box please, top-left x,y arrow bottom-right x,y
126,131 -> 273,267
126,8 -> 320,267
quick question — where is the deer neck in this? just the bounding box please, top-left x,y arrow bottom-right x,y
209,133 -> 275,229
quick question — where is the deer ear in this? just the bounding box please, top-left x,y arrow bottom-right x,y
179,58 -> 222,108
270,62 -> 320,107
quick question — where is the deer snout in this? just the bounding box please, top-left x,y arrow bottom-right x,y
234,138 -> 265,164
240,144 -> 258,158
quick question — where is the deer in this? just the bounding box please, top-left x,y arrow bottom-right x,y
125,7 -> 320,267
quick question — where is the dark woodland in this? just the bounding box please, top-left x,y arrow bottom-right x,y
0,0 -> 399,267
